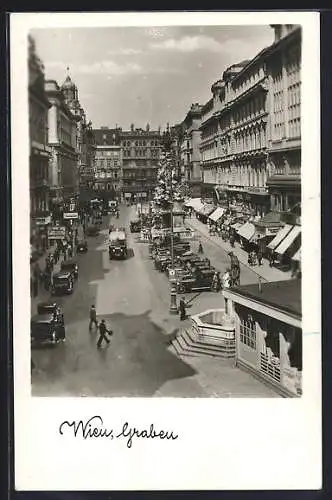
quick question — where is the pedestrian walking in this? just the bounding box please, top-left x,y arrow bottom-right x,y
198,242 -> 203,254
257,249 -> 263,266
97,319 -> 112,348
89,305 -> 98,331
179,296 -> 188,321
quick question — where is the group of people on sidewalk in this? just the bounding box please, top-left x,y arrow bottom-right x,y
30,228 -> 80,299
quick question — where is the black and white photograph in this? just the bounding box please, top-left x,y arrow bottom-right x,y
28,22 -> 304,398
12,11 -> 321,491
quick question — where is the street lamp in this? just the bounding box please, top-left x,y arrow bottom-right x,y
167,158 -> 178,315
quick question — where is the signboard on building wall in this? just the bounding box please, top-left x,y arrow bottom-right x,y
35,216 -> 51,226
48,226 -> 66,239
63,212 -> 79,220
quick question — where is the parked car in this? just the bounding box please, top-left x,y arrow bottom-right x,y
51,271 -> 74,295
130,219 -> 141,233
31,310 -> 66,346
176,268 -> 215,293
61,259 -> 79,279
37,301 -> 64,321
76,240 -> 88,253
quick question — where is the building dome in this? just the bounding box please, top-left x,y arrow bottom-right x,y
61,70 -> 76,91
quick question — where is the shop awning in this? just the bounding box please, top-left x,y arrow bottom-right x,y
267,224 -> 293,251
198,203 -> 215,216
231,222 -> 243,231
209,207 -> 226,222
237,221 -> 256,241
275,226 -> 301,255
184,198 -> 204,211
292,248 -> 301,261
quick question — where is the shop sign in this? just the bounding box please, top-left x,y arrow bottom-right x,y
63,212 -> 79,220
124,193 -> 132,198
34,216 -> 51,226
266,227 -> 280,236
48,226 -> 66,239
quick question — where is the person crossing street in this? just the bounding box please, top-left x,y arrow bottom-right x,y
97,319 -> 112,348
89,305 -> 98,331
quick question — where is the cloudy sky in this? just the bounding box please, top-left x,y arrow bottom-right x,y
32,25 -> 274,130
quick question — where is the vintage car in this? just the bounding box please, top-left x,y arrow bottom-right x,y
37,301 -> 64,319
51,271 -> 74,295
31,311 -> 66,345
176,268 -> 215,293
130,219 -> 141,233
60,259 -> 79,279
86,225 -> 100,237
76,240 -> 88,253
109,229 -> 128,259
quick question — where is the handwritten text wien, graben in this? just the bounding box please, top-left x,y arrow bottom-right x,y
59,416 -> 179,449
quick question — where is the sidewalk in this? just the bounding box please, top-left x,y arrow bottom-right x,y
185,217 -> 291,283
30,223 -> 84,316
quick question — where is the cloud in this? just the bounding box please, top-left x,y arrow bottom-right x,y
46,60 -> 143,76
107,48 -> 142,55
218,37 -> 271,60
151,35 -> 223,53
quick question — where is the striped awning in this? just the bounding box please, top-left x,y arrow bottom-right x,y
231,222 -> 243,231
237,221 -> 256,241
267,224 -> 293,251
275,226 -> 301,255
292,248 -> 301,261
209,207 -> 226,222
184,198 -> 204,211
184,198 -> 202,209
198,203 -> 215,216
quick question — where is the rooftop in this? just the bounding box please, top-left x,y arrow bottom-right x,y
231,279 -> 301,318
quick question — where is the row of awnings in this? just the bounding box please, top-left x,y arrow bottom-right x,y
267,224 -> 301,256
234,221 -> 301,259
208,207 -> 226,222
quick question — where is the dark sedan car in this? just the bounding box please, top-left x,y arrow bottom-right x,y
61,259 -> 79,279
51,271 -> 74,295
176,268 -> 215,293
77,240 -> 88,253
31,313 -> 66,346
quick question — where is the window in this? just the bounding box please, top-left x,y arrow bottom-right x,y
240,314 -> 256,349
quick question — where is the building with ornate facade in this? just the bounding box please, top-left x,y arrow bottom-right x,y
180,103 -> 203,198
200,57 -> 270,218
45,79 -> 78,210
265,24 -> 301,215
60,71 -> 96,198
28,35 -> 52,251
92,127 -> 122,197
120,124 -> 162,202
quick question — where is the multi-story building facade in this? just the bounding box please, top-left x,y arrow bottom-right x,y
120,124 -> 162,202
228,55 -> 270,217
61,72 -> 96,198
200,58 -> 270,217
28,35 -> 52,251
180,103 -> 203,198
45,80 -> 78,209
266,24 -> 301,216
92,127 -> 122,197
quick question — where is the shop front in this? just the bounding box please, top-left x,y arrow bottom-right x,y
30,213 -> 52,254
223,279 -> 302,397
